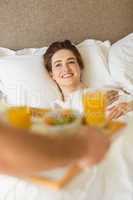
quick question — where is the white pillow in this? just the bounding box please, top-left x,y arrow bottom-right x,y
108,33 -> 133,94
0,48 -> 61,107
0,39 -> 113,108
77,39 -> 114,88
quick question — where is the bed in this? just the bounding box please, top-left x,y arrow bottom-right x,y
0,0 -> 133,200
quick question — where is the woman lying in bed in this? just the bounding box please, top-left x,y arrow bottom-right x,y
44,40 -> 133,120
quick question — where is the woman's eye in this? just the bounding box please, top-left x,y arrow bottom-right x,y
68,61 -> 75,64
55,64 -> 62,67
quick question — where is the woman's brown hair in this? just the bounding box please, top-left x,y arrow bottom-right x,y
44,40 -> 84,73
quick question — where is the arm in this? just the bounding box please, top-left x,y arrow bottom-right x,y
0,123 -> 110,177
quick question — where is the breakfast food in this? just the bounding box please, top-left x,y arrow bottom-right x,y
31,109 -> 82,135
43,109 -> 77,126
29,107 -> 51,118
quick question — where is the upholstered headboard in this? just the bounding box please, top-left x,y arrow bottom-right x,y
0,0 -> 133,49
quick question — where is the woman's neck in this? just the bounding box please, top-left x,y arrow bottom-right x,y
60,82 -> 87,101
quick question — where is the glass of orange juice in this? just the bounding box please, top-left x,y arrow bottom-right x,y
82,90 -> 107,127
6,106 -> 31,129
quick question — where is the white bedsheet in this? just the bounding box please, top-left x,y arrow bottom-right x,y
0,117 -> 133,200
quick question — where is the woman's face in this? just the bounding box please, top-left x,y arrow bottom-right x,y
51,49 -> 81,88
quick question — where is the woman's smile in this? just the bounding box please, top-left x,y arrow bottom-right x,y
61,73 -> 73,79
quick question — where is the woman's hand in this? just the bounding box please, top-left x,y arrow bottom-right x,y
107,101 -> 133,120
105,90 -> 119,106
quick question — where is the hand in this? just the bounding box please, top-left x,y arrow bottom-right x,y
0,123 -> 110,176
105,90 -> 119,106
77,126 -> 110,167
107,102 -> 131,120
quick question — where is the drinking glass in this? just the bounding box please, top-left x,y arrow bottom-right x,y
82,90 -> 106,127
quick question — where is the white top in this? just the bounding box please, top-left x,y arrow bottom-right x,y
51,89 -> 85,113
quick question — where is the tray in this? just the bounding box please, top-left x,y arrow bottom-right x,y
27,164 -> 82,190
23,108 -> 126,189
102,121 -> 126,138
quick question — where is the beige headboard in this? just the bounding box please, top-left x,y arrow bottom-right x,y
0,0 -> 133,49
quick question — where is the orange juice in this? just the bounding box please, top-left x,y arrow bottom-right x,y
6,106 -> 31,129
82,91 -> 106,127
